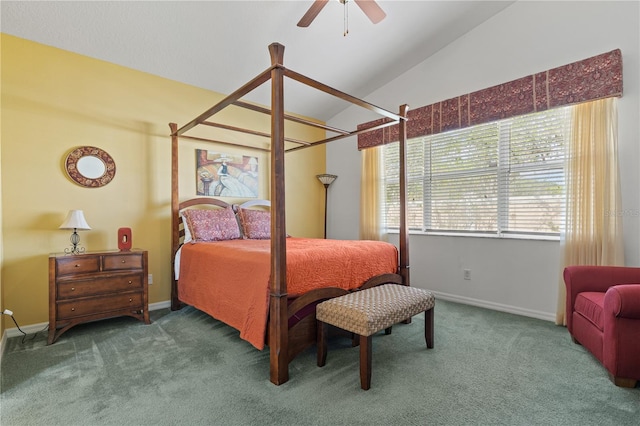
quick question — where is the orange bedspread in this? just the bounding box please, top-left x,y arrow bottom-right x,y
178,237 -> 398,350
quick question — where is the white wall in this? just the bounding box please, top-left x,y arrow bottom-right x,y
326,1 -> 640,321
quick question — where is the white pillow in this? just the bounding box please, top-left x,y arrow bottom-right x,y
179,210 -> 192,243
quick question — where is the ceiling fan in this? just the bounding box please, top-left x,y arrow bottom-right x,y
297,0 -> 387,28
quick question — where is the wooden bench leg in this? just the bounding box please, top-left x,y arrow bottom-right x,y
425,307 -> 434,349
360,334 -> 372,390
351,332 -> 359,347
317,320 -> 328,367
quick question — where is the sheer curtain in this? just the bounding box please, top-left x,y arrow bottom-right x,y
556,97 -> 625,325
360,146 -> 383,240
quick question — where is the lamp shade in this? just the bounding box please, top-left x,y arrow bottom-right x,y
317,174 -> 337,186
59,210 -> 91,230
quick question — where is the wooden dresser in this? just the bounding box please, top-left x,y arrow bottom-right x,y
48,249 -> 150,344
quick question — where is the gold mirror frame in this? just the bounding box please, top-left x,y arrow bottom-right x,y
65,146 -> 116,188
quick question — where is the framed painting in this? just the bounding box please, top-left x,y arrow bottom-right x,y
195,150 -> 259,197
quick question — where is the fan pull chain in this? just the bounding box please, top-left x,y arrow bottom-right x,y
343,0 -> 349,36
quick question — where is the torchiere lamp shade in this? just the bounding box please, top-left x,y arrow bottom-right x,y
317,174 -> 337,187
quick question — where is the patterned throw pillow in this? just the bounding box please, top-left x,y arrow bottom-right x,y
182,207 -> 241,242
238,208 -> 271,239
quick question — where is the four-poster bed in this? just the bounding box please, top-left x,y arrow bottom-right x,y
170,42 -> 410,385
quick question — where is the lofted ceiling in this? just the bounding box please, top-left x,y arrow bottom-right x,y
1,1 -> 514,121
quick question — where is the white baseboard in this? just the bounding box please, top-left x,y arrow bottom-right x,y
430,290 -> 556,322
3,321 -> 48,339
0,330 -> 6,366
1,300 -> 173,344
149,300 -> 171,311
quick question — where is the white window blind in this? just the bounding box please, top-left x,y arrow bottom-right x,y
382,106 -> 571,238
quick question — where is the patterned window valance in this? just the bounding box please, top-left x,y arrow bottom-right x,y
358,49 -> 622,150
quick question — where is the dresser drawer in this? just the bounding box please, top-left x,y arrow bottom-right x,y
103,253 -> 143,271
56,255 -> 100,276
57,292 -> 143,320
57,274 -> 143,299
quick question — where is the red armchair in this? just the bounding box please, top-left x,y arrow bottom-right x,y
563,266 -> 640,387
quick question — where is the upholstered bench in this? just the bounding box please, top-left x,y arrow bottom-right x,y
316,284 -> 435,390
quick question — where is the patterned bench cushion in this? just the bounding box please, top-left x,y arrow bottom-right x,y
316,284 -> 435,336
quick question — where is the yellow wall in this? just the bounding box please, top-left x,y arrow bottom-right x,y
0,34 -> 327,330
0,68 -> 3,335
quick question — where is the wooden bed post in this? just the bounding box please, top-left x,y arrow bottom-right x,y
398,105 -> 410,287
268,42 -> 289,385
169,122 -> 181,310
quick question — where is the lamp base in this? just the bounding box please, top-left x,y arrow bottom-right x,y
64,229 -> 86,255
64,246 -> 85,255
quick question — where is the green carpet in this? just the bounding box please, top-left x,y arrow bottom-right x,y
1,300 -> 638,425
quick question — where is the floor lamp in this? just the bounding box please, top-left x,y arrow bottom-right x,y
317,174 -> 337,239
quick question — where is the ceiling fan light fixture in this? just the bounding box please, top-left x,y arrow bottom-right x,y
297,0 -> 386,33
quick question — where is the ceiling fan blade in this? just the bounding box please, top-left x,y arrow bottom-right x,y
354,0 -> 386,24
297,0 -> 330,27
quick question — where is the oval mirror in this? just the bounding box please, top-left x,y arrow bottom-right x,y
76,155 -> 106,179
65,146 -> 116,187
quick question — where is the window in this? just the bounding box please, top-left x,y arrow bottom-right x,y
382,106 -> 571,238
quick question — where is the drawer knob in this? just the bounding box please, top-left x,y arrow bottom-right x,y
121,260 -> 126,264
128,280 -> 133,284
74,264 -> 80,268
71,287 -> 75,291
71,307 -> 75,311
129,298 -> 133,302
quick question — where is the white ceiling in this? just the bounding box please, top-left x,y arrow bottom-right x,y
1,1 -> 514,121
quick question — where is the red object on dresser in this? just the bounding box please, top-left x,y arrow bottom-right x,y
118,227 -> 132,251
563,266 -> 640,387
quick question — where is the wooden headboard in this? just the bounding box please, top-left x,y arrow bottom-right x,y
234,199 -> 271,212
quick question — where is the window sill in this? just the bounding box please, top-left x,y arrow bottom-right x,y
386,229 -> 560,242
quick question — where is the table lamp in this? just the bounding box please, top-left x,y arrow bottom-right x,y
59,210 -> 91,255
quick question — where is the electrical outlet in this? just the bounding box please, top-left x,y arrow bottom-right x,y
148,274 -> 153,285
463,269 -> 471,280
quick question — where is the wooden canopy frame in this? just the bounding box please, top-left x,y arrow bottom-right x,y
170,42 -> 409,385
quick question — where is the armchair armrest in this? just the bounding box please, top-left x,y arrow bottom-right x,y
602,284 -> 640,383
605,284 -> 640,319
564,266 -> 640,332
